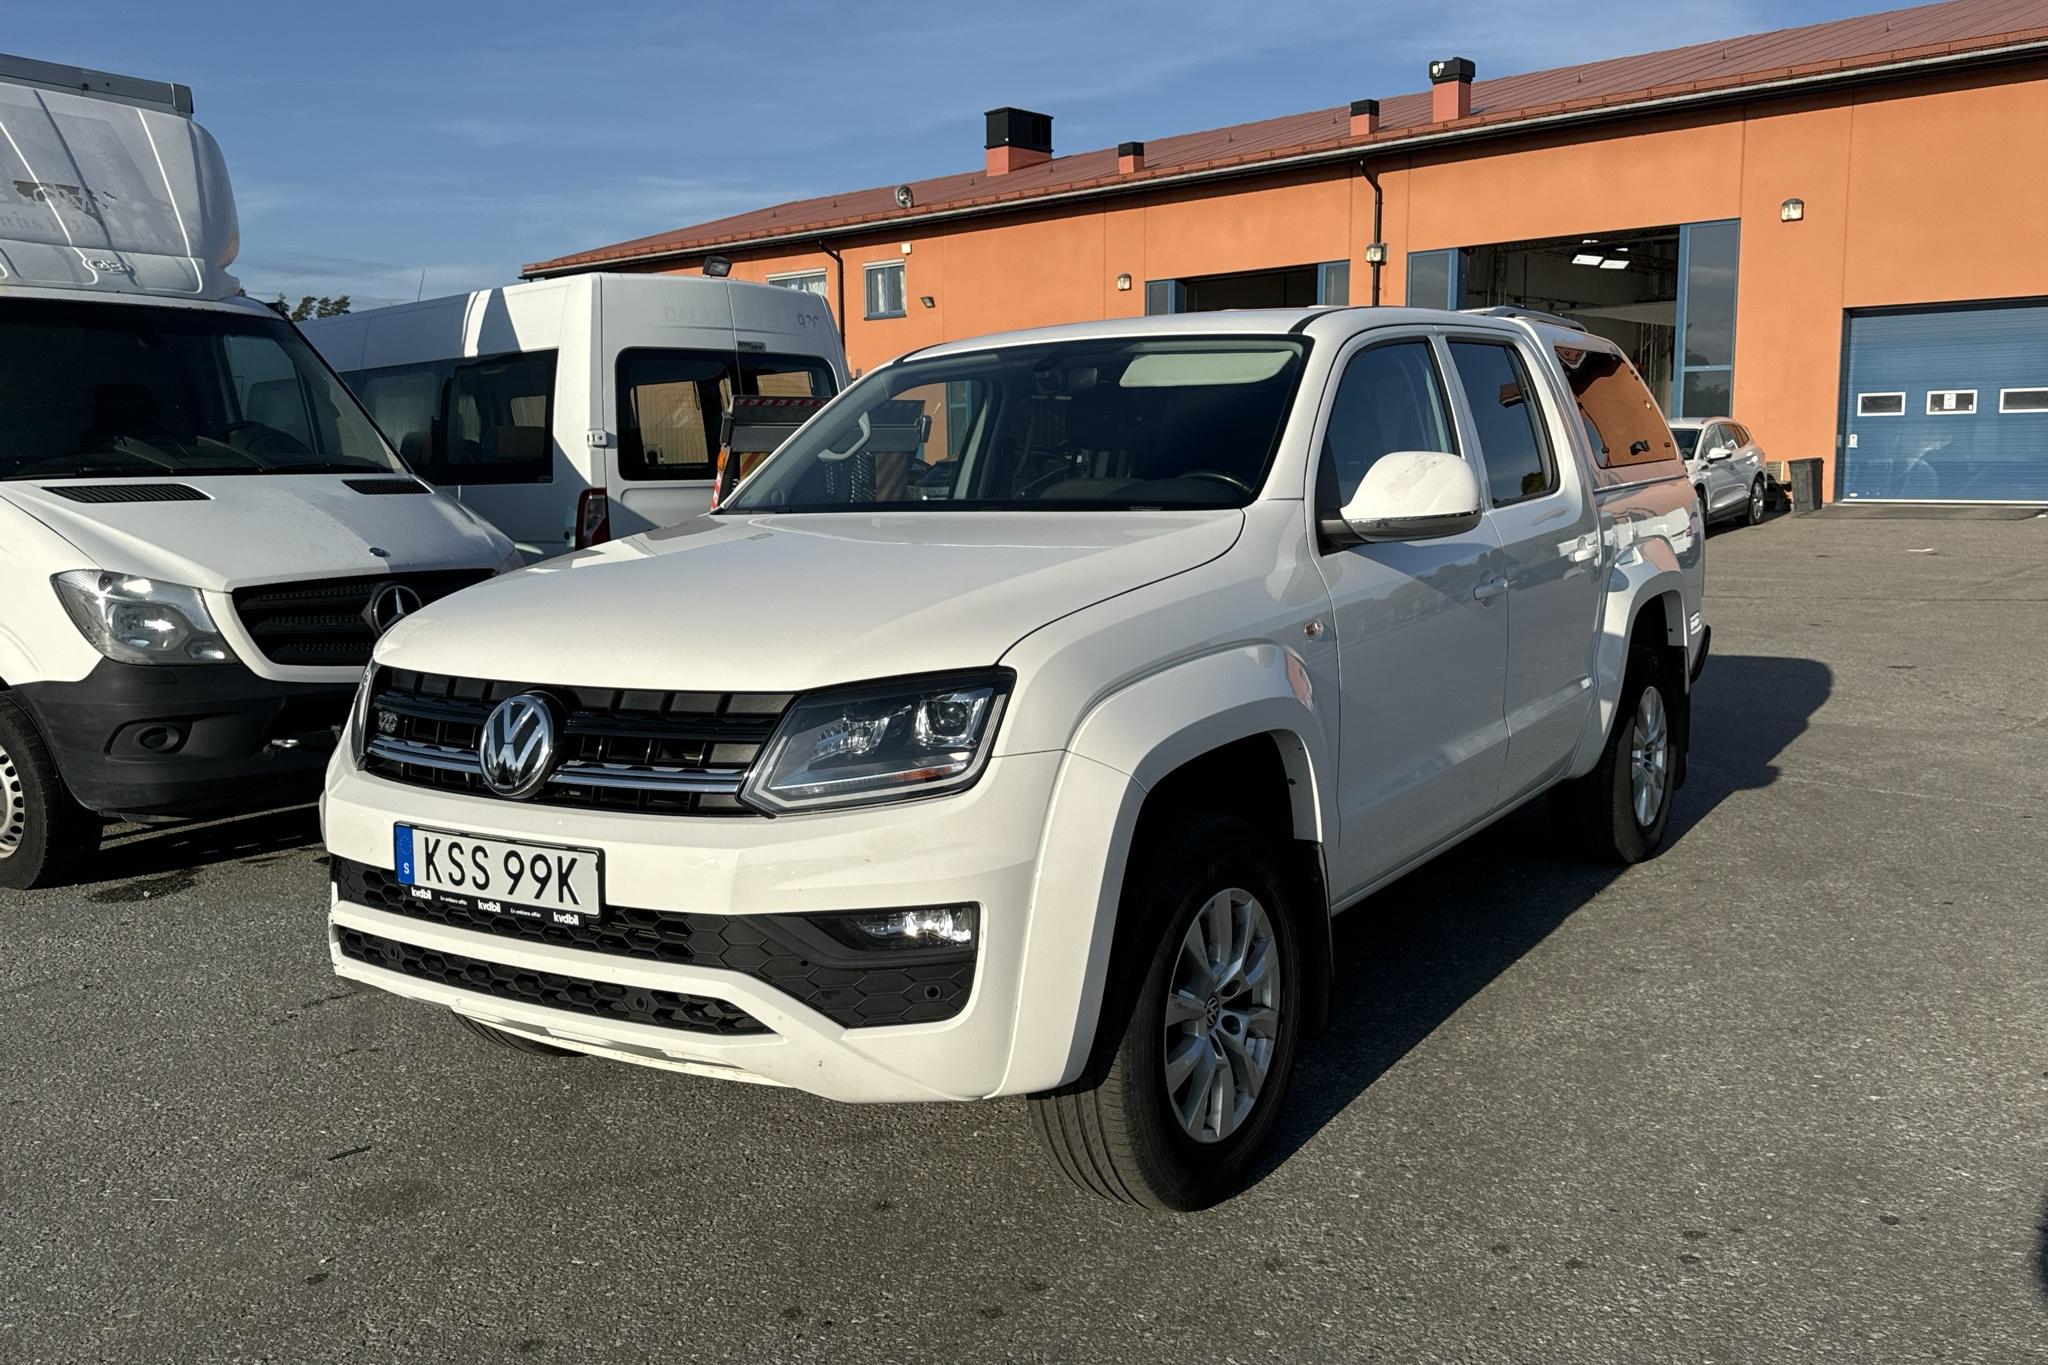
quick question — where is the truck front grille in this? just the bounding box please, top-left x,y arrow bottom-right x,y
232,571 -> 491,667
360,669 -> 788,815
335,925 -> 769,1036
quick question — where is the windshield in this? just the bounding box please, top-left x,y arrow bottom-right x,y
1670,425 -> 1702,458
722,336 -> 1309,513
0,298 -> 403,480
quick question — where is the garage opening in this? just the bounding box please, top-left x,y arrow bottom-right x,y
1408,219 -> 1739,419
1146,261 -> 1350,315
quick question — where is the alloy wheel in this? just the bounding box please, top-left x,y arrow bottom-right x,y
1163,887 -> 1282,1143
0,740 -> 23,859
1630,687 -> 1671,828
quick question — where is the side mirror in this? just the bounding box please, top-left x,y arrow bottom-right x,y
1334,450 -> 1483,544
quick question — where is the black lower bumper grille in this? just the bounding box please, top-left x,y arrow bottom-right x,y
333,858 -> 974,1028
335,925 -> 768,1036
232,571 -> 491,668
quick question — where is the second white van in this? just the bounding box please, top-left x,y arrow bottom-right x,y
302,275 -> 847,558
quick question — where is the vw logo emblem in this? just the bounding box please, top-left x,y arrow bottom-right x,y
478,692 -> 560,799
363,583 -> 423,635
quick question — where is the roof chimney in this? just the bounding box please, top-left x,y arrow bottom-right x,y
986,107 -> 1053,175
1118,140 -> 1146,174
1349,98 -> 1381,137
1429,58 -> 1475,122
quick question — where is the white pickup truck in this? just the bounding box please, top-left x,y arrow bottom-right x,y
323,305 -> 1706,1210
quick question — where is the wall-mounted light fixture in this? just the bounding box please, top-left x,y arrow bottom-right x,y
702,255 -> 733,278
919,295 -> 935,309
1780,197 -> 1806,222
1115,272 -> 1133,291
899,242 -> 913,256
1364,243 -> 1388,266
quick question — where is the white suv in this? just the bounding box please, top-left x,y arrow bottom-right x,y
324,307 -> 1706,1210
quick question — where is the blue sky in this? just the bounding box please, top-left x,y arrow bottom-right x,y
14,0 -> 1884,309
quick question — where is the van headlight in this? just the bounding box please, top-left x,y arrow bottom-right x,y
52,571 -> 236,665
740,670 -> 1012,813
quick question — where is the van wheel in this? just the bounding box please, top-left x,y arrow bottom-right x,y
0,694 -> 102,890
1559,645 -> 1677,864
452,1010 -> 582,1057
1028,813 -> 1302,1212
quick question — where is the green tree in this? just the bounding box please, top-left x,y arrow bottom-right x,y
269,293 -> 352,321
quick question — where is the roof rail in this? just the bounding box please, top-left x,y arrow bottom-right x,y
1462,304 -> 1588,333
0,52 -> 192,116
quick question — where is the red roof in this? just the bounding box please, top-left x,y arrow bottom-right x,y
527,0 -> 2048,276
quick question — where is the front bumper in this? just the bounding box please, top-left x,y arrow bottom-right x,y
322,748 -> 1080,1102
15,660 -> 350,817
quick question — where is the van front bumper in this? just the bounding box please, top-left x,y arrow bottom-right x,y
322,748 -> 1094,1103
15,660 -> 350,818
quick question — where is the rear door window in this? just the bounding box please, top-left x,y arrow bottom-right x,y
1448,340 -> 1557,505
618,349 -> 734,480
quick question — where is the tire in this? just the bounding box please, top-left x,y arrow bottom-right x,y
0,693 -> 102,890
1694,484 -> 1710,525
1557,645 -> 1678,864
1744,476 -> 1765,526
452,1009 -> 582,1057
1029,813 -> 1303,1212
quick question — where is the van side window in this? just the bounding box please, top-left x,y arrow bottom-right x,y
1317,340 -> 1458,512
741,353 -> 836,401
1448,340 -> 1557,505
444,351 -> 557,485
1554,346 -> 1676,470
618,349 -> 735,480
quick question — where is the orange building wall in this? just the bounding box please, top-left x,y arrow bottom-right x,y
664,62 -> 2048,501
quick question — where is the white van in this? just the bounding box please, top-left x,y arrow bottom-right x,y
0,54 -> 517,887
301,274 -> 847,557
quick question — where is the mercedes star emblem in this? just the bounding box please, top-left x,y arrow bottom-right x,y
363,583 -> 424,635
478,692 -> 560,799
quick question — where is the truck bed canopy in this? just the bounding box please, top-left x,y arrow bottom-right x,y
0,53 -> 239,301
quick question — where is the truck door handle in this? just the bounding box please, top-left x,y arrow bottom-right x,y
1569,539 -> 1599,564
1472,575 -> 1509,602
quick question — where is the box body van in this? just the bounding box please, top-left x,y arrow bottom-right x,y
0,54 -> 516,887
302,275 -> 847,558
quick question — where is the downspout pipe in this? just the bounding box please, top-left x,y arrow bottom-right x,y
817,239 -> 847,346
1359,159 -> 1383,307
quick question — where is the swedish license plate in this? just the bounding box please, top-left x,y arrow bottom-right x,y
394,825 -> 603,927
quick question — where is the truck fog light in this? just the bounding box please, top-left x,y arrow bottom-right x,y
814,905 -> 979,950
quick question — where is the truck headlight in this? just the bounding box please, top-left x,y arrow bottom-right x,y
741,670 -> 1012,813
52,570 -> 236,665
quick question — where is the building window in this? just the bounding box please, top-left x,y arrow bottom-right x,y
1673,219 -> 1740,418
1406,249 -> 1465,310
2000,387 -> 2048,414
1856,392 -> 1906,417
1144,279 -> 1186,315
768,270 -> 828,298
864,261 -> 905,319
1316,261 -> 1350,306
1926,389 -> 1976,415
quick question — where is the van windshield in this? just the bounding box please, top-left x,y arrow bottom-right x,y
0,297 -> 403,480
720,336 -> 1309,513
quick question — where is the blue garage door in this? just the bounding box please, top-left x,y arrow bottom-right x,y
1841,302 -> 2048,501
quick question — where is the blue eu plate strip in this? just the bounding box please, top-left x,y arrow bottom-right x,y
394,825 -> 416,884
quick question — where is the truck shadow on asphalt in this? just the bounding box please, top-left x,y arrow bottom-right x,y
1255,652 -> 1833,1186
81,804 -> 322,900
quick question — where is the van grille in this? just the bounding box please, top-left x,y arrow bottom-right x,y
360,668 -> 788,815
230,571 -> 491,667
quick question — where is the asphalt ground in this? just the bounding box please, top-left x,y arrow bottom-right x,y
4,508 -> 2047,1363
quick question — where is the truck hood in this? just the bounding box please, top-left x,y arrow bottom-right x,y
374,510 -> 1245,692
0,476 -> 511,589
